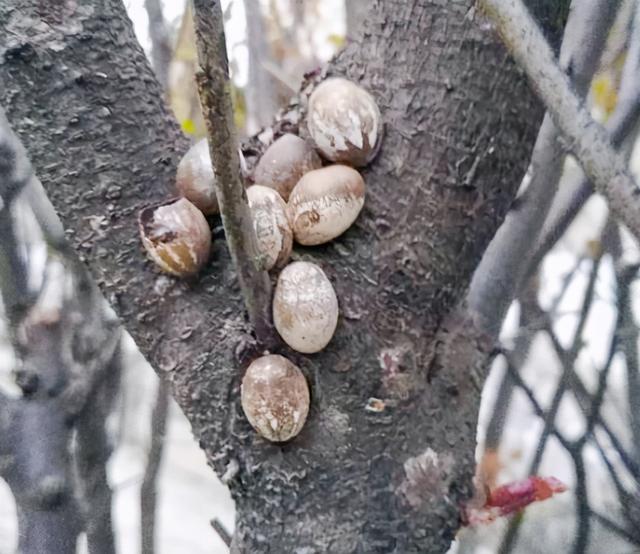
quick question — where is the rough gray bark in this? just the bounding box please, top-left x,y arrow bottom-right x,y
0,0 -> 565,551
74,341 -> 121,554
0,323 -> 82,554
0,397 -> 81,554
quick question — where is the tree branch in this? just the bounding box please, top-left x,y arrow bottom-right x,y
590,509 -> 640,547
479,0 -> 640,242
0,110 -> 33,329
620,267 -> 640,464
0,108 -> 32,205
141,379 -> 170,554
140,7 -> 173,548
571,449 -> 590,554
211,517 -> 233,547
482,276 -> 541,473
525,0 -> 640,277
191,0 -> 273,344
74,342 -> 121,554
469,0 -> 619,336
0,0 -> 564,549
0,108 -> 122,553
498,249 -> 602,553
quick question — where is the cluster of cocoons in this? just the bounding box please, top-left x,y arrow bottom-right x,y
138,139 -> 218,279
139,76 -> 381,443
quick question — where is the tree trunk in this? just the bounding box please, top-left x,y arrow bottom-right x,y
0,0 -> 563,551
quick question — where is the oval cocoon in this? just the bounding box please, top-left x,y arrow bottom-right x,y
288,165 -> 365,246
246,185 -> 293,270
241,354 -> 310,442
307,77 -> 382,167
253,134 -> 322,201
138,197 -> 212,277
273,261 -> 339,353
176,138 -> 219,215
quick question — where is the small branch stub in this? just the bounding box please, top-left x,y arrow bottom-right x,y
191,0 -> 273,343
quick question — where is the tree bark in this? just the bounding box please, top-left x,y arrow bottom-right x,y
140,379 -> 170,554
74,343 -> 121,554
0,0 -> 563,551
0,320 -> 83,554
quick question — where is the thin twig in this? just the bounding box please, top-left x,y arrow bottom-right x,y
616,257 -> 640,463
548,256 -> 585,317
580,274 -> 622,441
140,7 -> 173,550
0,208 -> 29,330
191,0 -> 273,345
503,356 -> 572,451
483,277 -> 542,457
74,341 -> 121,554
0,110 -> 34,329
211,517 -> 232,547
141,379 -> 170,554
0,108 -> 32,205
505,347 -> 640,550
498,252 -> 602,553
571,450 -> 590,554
545,317 -> 640,480
469,0 -> 619,336
592,430 -> 634,515
590,508 -> 640,547
479,0 -> 640,243
533,253 -> 602,467
526,6 -> 640,281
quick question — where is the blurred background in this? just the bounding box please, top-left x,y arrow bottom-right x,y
1,0 -> 640,553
